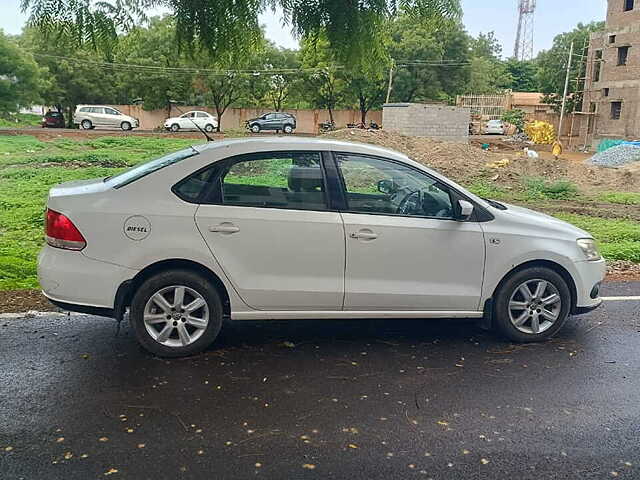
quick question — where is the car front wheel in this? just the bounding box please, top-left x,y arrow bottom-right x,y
250,124 -> 260,133
130,270 -> 223,357
205,124 -> 215,133
81,120 -> 92,130
121,121 -> 132,131
493,266 -> 571,343
170,124 -> 180,132
283,124 -> 294,134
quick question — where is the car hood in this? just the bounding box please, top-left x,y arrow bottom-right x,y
496,202 -> 592,239
165,117 -> 181,123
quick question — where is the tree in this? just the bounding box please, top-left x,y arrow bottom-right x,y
536,21 -> 605,112
19,30 -> 118,126
22,0 -> 461,61
246,44 -> 302,111
465,31 -> 511,94
300,36 -> 347,124
0,30 -> 43,116
388,17 -> 470,103
504,59 -> 538,92
114,17 -> 197,115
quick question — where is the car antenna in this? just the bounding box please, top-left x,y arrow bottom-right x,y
168,100 -> 214,142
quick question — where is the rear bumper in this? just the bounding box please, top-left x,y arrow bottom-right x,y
38,245 -> 137,310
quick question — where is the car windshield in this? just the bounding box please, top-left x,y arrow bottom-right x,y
105,147 -> 199,188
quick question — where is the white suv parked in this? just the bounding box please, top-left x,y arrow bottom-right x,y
164,111 -> 218,133
74,105 -> 140,131
38,138 -> 605,357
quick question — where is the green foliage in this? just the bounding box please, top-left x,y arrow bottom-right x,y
597,192 -> 640,205
0,31 -> 44,115
0,113 -> 42,128
0,134 -> 203,290
22,0 -> 462,63
504,59 -> 538,92
466,181 -> 508,200
501,109 -> 526,132
552,213 -> 640,263
537,22 -> 605,112
389,17 -> 470,102
523,177 -> 578,200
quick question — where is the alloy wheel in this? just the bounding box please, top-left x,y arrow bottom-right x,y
143,285 -> 209,348
508,279 -> 562,334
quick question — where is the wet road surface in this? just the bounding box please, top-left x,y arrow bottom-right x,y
1,282 -> 639,479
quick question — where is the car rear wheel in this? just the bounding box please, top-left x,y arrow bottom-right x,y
130,270 -> 223,357
170,123 -> 180,132
493,267 -> 571,343
205,124 -> 215,133
121,121 -> 132,131
250,124 -> 260,133
81,120 -> 92,130
283,124 -> 294,134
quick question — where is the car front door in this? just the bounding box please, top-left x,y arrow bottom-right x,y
103,107 -> 121,127
334,153 -> 485,312
194,151 -> 345,311
179,112 -> 195,129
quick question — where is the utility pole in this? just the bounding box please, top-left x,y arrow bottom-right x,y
385,60 -> 395,104
558,41 -> 574,140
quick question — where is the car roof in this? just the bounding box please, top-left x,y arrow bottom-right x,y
193,137 -> 410,163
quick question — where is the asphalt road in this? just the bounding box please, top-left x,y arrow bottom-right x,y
2,282 -> 639,480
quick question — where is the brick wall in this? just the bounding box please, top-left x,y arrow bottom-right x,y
382,103 -> 470,143
580,0 -> 640,146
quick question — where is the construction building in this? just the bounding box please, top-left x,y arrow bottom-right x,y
581,0 -> 640,147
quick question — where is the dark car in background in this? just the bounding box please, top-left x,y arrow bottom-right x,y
246,112 -> 296,134
42,110 -> 65,128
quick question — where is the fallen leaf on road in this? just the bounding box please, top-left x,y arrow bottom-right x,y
99,437 -> 109,442
137,444 -> 145,449
56,437 -> 64,443
348,443 -> 358,449
437,420 -> 449,426
104,468 -> 119,476
5,446 -> 14,452
481,458 -> 490,465
64,452 -> 73,460
302,464 -> 316,470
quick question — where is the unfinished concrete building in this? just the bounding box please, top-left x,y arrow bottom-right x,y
581,0 -> 640,147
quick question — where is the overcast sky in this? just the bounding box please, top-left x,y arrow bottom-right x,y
1,0 -> 607,57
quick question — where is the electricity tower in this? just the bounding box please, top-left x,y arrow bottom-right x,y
514,0 -> 536,61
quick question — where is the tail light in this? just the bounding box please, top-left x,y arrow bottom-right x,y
45,209 -> 86,251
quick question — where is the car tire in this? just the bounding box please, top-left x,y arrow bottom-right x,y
205,124 -> 215,133
121,121 -> 132,131
283,124 -> 294,134
81,120 -> 92,130
170,124 -> 180,132
250,124 -> 260,133
130,269 -> 223,358
493,266 -> 571,343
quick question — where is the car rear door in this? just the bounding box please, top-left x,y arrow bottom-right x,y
193,151 -> 345,311
333,153 -> 485,312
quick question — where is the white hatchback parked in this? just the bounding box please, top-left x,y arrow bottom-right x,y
38,138 -> 606,357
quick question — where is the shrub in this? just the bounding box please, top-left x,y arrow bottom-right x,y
523,177 -> 578,200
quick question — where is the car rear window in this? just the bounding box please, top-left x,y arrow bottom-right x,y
106,147 -> 200,189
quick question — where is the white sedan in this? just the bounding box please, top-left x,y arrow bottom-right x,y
164,111 -> 218,132
38,138 -> 605,357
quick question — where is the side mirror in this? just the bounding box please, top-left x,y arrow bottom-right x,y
457,200 -> 474,221
377,179 -> 396,195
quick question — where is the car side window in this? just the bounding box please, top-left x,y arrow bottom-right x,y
335,154 -> 454,219
196,112 -> 208,118
104,108 -> 117,115
221,152 -> 327,211
265,114 -> 277,120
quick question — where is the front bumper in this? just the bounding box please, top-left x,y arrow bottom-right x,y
571,258 -> 607,314
38,245 -> 137,310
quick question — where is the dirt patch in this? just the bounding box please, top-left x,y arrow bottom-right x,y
325,129 -> 640,193
0,289 -> 57,314
607,261 -> 640,282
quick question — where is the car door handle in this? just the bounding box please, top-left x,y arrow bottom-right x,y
209,223 -> 240,234
350,230 -> 378,240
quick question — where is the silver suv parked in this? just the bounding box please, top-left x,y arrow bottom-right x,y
73,105 -> 140,131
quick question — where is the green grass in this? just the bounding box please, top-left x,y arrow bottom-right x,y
0,113 -> 42,128
0,134 -> 205,290
597,192 -> 640,205
552,213 -> 640,263
522,177 -> 578,200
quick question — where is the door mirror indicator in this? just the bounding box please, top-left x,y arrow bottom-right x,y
457,200 -> 474,221
377,179 -> 396,195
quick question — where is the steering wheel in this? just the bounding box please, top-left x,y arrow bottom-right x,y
396,189 -> 423,215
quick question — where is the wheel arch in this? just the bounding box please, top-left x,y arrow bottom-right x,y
491,259 -> 577,312
115,259 -> 231,320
